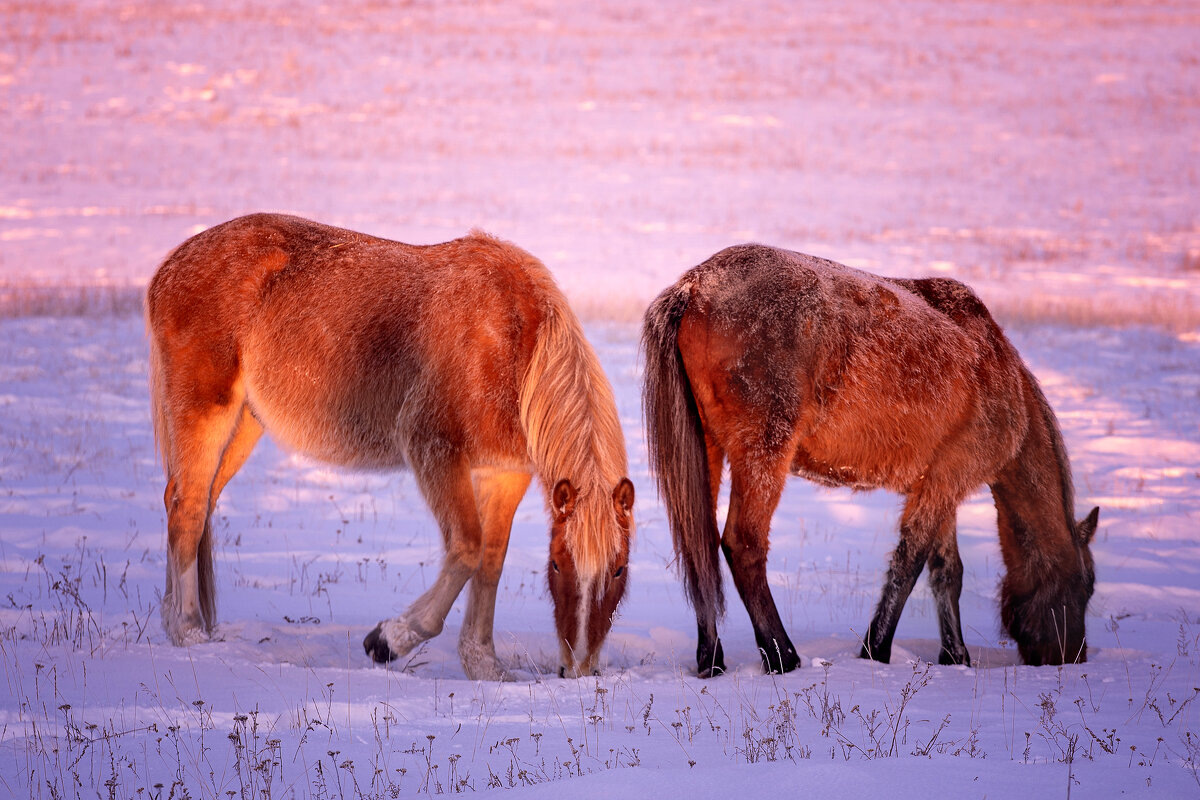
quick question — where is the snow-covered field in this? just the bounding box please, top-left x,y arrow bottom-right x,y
1,1 -> 1198,797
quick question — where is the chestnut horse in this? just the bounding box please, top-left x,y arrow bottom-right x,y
147,214 -> 634,680
643,245 -> 1098,677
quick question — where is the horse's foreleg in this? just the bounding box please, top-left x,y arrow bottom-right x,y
455,470 -> 531,681
860,502 -> 946,664
927,525 -> 970,666
364,453 -> 483,665
722,467 -> 800,674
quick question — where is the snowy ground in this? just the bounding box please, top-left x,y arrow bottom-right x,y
1,1 -> 1198,797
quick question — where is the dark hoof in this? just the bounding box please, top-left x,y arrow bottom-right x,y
859,644 -> 891,664
556,666 -> 601,679
761,646 -> 801,675
363,625 -> 396,663
939,648 -> 972,667
697,639 -> 726,678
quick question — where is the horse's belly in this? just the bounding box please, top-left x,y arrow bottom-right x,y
790,447 -> 895,491
244,356 -> 527,473
791,427 -> 931,493
247,390 -> 410,470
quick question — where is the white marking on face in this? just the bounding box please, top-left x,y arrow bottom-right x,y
574,575 -> 596,671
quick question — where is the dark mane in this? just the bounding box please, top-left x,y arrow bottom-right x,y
1024,366 -> 1077,531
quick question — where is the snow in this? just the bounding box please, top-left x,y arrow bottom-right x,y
1,1 -> 1198,798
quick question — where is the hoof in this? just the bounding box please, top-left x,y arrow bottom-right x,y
762,654 -> 801,674
939,647 -> 972,667
364,618 -> 434,664
176,626 -> 211,647
162,601 -> 209,647
760,642 -> 800,674
557,665 -> 602,679
163,620 -> 210,647
859,644 -> 891,664
458,639 -> 516,681
363,625 -> 397,663
697,638 -> 726,678
474,666 -> 516,682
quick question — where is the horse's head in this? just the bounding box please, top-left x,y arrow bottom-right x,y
1002,506 -> 1099,666
546,477 -> 635,678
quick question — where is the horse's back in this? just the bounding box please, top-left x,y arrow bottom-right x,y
148,214 -> 554,470
676,245 -> 1027,492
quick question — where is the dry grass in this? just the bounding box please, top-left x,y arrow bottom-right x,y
990,291 -> 1200,334
5,281 -> 1199,336
0,281 -> 145,319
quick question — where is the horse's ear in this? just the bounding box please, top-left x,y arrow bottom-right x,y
613,478 -> 635,529
1076,507 -> 1100,545
552,479 -> 577,525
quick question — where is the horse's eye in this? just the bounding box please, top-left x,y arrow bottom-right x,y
614,565 -> 625,578
550,560 -> 560,573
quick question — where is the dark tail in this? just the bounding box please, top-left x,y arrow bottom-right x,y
641,280 -> 725,621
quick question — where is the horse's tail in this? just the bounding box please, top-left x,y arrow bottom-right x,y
145,286 -> 170,472
519,294 -> 626,581
641,279 -> 724,620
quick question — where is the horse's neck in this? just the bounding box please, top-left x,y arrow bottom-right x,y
990,385 -> 1076,584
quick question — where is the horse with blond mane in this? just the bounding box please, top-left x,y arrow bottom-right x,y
146,214 -> 634,679
643,244 -> 1098,676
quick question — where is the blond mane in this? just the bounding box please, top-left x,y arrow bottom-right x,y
519,295 -> 628,579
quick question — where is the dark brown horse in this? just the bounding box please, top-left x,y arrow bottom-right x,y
643,245 -> 1098,676
147,214 -> 634,680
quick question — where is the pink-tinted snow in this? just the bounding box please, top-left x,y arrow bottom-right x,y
1,1 -> 1197,797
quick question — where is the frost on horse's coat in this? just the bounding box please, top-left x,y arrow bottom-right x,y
147,213 -> 633,679
643,244 -> 1098,676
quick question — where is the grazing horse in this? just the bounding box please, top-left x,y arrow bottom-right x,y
642,244 -> 1098,677
146,214 -> 634,680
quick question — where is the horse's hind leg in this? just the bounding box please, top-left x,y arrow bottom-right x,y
926,527 -> 970,665
210,406 -> 263,508
364,451 -> 483,665
161,397 -> 247,645
722,459 -> 800,674
696,437 -> 726,677
189,406 -> 263,629
860,499 -> 954,664
456,470 -> 531,681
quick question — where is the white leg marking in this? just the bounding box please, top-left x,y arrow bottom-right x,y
163,561 -> 207,646
381,616 -> 434,659
458,637 -> 515,682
